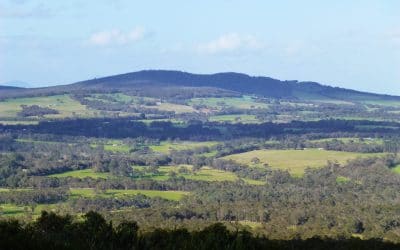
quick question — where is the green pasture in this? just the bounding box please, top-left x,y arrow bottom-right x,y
189,96 -> 268,110
70,188 -> 188,201
149,141 -> 218,154
392,165 -> 400,174
223,149 -> 385,176
0,95 -> 93,119
49,169 -> 112,179
0,188 -> 188,217
0,120 -> 39,125
208,114 -> 260,123
134,165 -> 265,185
154,102 -> 196,113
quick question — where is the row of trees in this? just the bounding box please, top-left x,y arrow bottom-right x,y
1,211 -> 399,250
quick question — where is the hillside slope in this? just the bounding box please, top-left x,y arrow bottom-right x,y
1,70 -> 399,102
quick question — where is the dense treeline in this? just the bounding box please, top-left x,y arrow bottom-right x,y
17,105 -> 59,117
2,155 -> 400,242
0,188 -> 68,205
1,211 -> 399,250
2,118 -> 400,140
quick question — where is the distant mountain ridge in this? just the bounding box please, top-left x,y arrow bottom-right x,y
71,70 -> 400,101
1,70 -> 399,102
0,85 -> 23,90
1,81 -> 31,88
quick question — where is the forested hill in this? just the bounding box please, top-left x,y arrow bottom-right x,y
0,86 -> 22,90
2,70 -> 400,102
72,70 -> 399,101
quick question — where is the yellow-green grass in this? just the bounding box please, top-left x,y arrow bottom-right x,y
0,188 -> 33,192
0,120 -> 39,125
70,188 -> 188,201
223,149 -> 385,176
392,165 -> 400,174
153,102 -> 196,113
0,204 -> 27,216
336,176 -> 351,183
189,96 -> 268,110
90,139 -> 132,153
0,95 -> 94,119
150,141 -> 218,154
237,221 -> 263,229
135,165 -> 265,185
49,169 -> 112,179
103,144 -> 131,152
0,188 -> 188,217
209,114 -> 260,123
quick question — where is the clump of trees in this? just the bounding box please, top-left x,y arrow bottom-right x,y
0,211 -> 399,250
17,105 -> 59,117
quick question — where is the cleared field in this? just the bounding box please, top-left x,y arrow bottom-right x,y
104,144 -> 131,152
189,96 -> 268,110
392,165 -> 400,174
150,141 -> 218,154
47,165 -> 264,185
154,102 -> 196,113
336,176 -> 351,183
86,94 -> 194,113
237,221 -> 263,229
90,140 -> 131,153
70,188 -> 188,201
0,204 -> 27,216
223,149 -> 385,176
0,188 -> 188,217
135,165 -> 264,185
49,169 -> 112,179
208,114 -> 260,123
0,95 -> 93,119
0,120 -> 39,125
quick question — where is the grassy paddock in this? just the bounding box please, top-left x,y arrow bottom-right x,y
49,169 -> 112,179
189,96 -> 269,110
149,141 -> 218,154
70,188 -> 189,201
0,95 -> 93,119
223,149 -> 385,176
208,114 -> 260,123
134,165 -> 265,185
392,165 -> 400,174
0,120 -> 39,125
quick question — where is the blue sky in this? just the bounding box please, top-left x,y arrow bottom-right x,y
1,0 -> 399,94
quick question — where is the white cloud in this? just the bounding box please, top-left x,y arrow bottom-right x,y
87,27 -> 146,46
197,33 -> 264,54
